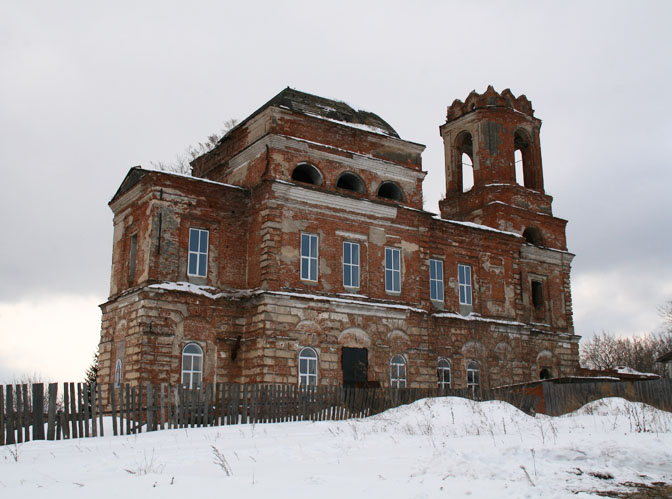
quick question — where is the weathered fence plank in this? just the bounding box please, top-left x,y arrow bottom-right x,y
33,383 -> 45,440
3,378 -> 672,448
15,387 -> 23,443
0,385 -> 4,446
5,385 -> 14,445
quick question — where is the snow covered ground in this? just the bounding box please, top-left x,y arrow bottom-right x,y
1,397 -> 670,498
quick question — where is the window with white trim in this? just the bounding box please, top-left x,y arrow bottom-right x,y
466,360 -> 480,397
114,359 -> 123,388
458,264 -> 472,305
390,355 -> 407,388
429,259 -> 444,302
385,247 -> 401,293
298,347 -> 318,386
300,233 -> 318,281
182,343 -> 204,388
437,358 -> 451,389
343,241 -> 360,289
188,228 -> 209,277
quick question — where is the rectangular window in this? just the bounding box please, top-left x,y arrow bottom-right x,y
385,247 -> 401,293
532,280 -> 544,310
188,228 -> 209,277
458,264 -> 472,305
300,233 -> 318,281
343,241 -> 360,289
429,259 -> 444,302
128,233 -> 137,282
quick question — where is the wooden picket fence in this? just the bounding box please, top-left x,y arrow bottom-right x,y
542,378 -> 672,416
1,379 -> 671,446
0,382 -> 511,445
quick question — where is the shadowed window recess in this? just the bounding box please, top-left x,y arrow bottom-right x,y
291,163 -> 323,185
336,172 -> 366,193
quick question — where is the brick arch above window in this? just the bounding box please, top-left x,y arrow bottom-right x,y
338,327 -> 371,348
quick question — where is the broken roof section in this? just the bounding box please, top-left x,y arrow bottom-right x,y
226,87 -> 400,140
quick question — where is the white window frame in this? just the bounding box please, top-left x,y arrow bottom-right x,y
300,233 -> 319,282
429,259 -> 444,302
343,241 -> 360,289
181,343 -> 204,389
466,360 -> 480,397
458,263 -> 472,306
437,358 -> 451,389
188,228 -> 209,277
385,247 -> 401,293
298,347 -> 318,386
114,359 -> 123,388
390,354 -> 407,388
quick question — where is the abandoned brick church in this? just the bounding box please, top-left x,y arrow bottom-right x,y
97,86 -> 579,393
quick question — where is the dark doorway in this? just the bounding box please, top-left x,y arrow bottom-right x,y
342,347 -> 368,388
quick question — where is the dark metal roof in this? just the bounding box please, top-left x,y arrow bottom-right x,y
230,87 -> 400,139
109,166 -> 147,204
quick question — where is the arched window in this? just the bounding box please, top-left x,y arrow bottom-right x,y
462,153 -> 474,191
377,181 -> 404,201
291,163 -> 323,186
336,172 -> 366,193
514,129 -> 539,189
437,358 -> 451,390
514,149 -> 524,186
455,131 -> 474,192
390,355 -> 407,388
182,343 -> 203,389
298,347 -> 318,386
466,360 -> 480,397
523,227 -> 544,246
114,359 -> 123,388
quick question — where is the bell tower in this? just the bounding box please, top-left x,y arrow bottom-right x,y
439,86 -> 567,250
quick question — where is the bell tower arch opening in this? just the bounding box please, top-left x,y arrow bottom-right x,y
455,131 -> 475,192
514,128 -> 540,189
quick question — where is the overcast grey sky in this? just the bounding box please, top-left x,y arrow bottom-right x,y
1,0 -> 671,382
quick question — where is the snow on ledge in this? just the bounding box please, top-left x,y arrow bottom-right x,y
151,169 -> 247,191
147,282 -> 262,299
614,366 -> 658,378
146,282 -> 425,313
433,311 -> 526,326
433,217 -> 522,238
147,283 -> 540,325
